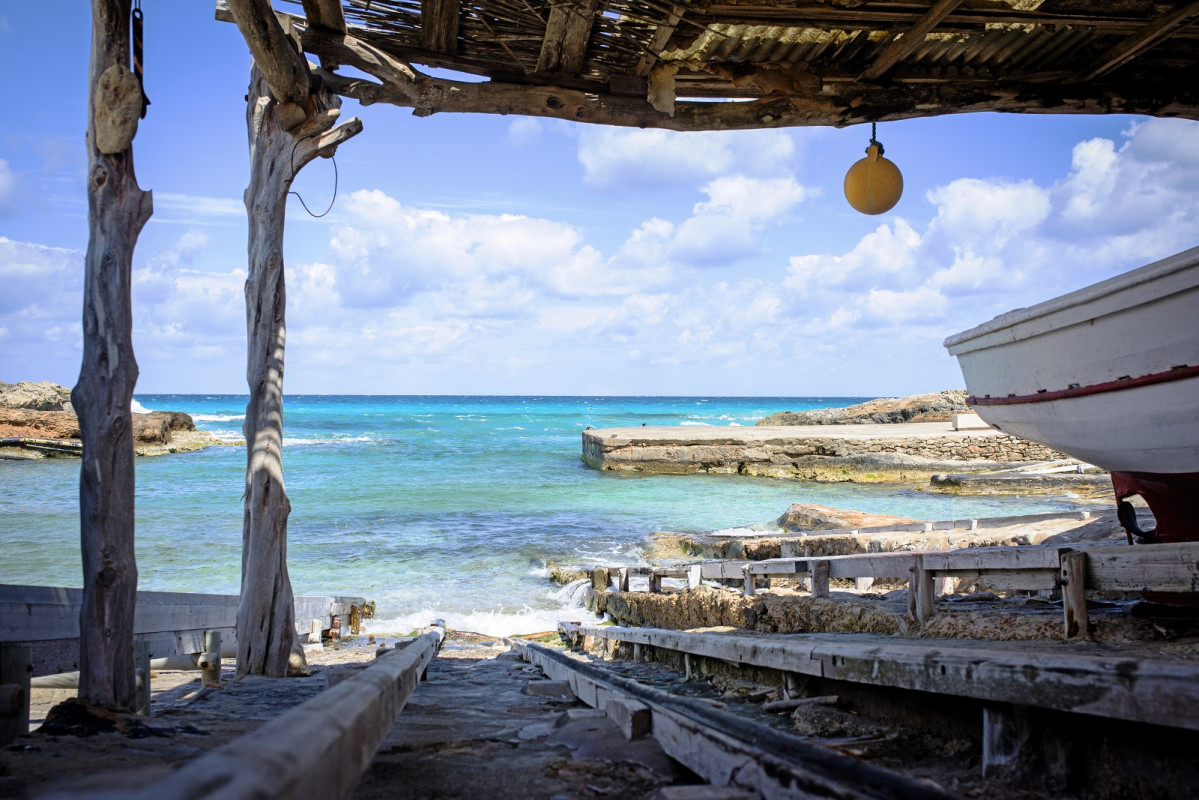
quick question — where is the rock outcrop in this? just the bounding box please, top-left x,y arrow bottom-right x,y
0,381 -> 74,412
0,380 -> 213,458
775,503 -> 914,532
757,390 -> 971,426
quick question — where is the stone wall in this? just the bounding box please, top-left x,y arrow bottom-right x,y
582,429 -> 1065,482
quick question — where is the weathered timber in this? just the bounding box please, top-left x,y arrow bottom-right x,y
633,1 -> 688,77
237,64 -> 361,679
859,0 -> 965,82
811,559 -> 830,599
74,0 -> 153,713
0,644 -> 31,746
537,0 -> 601,75
1076,0 -> 1199,82
225,0 -> 312,111
0,584 -> 361,678
514,640 -> 956,799
124,624 -> 444,799
1061,552 -> 1089,639
134,638 -> 150,716
581,625 -> 1199,731
421,0 -> 460,55
0,437 -> 84,456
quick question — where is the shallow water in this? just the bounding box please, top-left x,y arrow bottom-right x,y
0,396 -> 1087,634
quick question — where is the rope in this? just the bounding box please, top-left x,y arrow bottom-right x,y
868,121 -> 884,155
288,134 -> 340,218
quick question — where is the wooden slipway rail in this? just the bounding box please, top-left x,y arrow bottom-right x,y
579,626 -> 1199,732
512,639 -> 956,800
122,625 -> 444,800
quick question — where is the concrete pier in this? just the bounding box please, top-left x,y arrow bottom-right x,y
582,423 -> 1064,481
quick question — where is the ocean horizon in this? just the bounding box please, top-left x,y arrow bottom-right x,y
2,395 -> 1090,635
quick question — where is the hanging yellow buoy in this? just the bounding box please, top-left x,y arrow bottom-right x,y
844,130 -> 903,215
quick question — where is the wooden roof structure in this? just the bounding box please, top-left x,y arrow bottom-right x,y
219,0 -> 1199,130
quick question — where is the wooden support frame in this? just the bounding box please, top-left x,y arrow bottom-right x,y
421,0 -> 461,56
1076,0 -> 1199,83
537,0 -> 602,75
237,66 -> 361,679
858,0 -> 964,82
76,0 -> 154,713
580,625 -> 1199,732
1060,552 -> 1089,639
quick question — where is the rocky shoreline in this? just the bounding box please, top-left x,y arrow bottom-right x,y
0,381 -> 224,459
582,390 -> 1101,493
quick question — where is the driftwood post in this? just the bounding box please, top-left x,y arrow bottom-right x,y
236,64 -> 360,678
72,0 -> 152,711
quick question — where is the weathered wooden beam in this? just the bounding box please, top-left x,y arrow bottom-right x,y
237,65 -> 362,680
858,0 -> 965,82
125,625 -> 444,799
0,645 -> 31,746
76,0 -> 152,714
581,625 -> 1199,731
1060,551 -> 1089,639
1075,0 -> 1199,82
515,639 -> 957,800
537,0 -> 602,75
225,0 -> 313,110
300,0 -> 345,34
697,4 -> 1179,35
810,560 -> 830,599
634,2 -> 688,77
300,0 -> 347,69
422,0 -> 461,56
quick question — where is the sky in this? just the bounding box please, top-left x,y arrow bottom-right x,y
1,4 -> 1198,397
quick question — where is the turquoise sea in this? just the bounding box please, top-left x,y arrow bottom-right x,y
1,396 -> 1089,634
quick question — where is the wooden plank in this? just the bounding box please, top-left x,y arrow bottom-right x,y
633,2 -> 688,77
922,547 -> 1064,572
930,570 -> 1057,592
700,561 -> 748,580
125,625 -> 444,799
825,554 -> 916,580
537,0 -> 602,75
581,625 -> 1199,731
300,0 -> 345,33
1077,0 -> 1199,82
746,558 -> 803,576
859,0 -> 964,81
514,640 -> 957,799
422,0 -> 461,56
1083,542 -> 1199,591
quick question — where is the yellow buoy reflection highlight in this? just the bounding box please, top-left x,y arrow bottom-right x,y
844,143 -> 903,215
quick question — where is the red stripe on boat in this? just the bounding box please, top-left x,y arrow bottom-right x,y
967,363 -> 1199,406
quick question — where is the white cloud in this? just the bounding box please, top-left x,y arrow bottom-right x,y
578,128 -> 796,190
506,117 -> 544,146
0,237 -> 80,314
153,192 -> 244,224
0,159 -> 16,216
670,176 -> 808,267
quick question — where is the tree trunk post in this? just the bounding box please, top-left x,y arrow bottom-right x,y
236,64 -> 361,679
73,0 -> 152,711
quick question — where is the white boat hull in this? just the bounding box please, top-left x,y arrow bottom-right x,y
945,246 -> 1199,542
944,245 -> 1199,476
